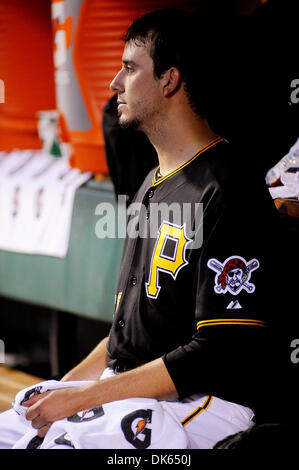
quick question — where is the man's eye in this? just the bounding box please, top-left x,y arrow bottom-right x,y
125,65 -> 133,72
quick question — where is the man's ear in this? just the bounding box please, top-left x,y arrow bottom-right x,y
162,67 -> 182,97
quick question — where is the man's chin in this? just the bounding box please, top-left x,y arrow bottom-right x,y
118,117 -> 140,131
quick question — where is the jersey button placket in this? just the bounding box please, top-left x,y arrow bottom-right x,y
119,276 -> 137,327
147,188 -> 154,219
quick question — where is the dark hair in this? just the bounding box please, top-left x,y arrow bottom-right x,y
123,8 -> 227,126
123,9 -> 211,118
123,9 -> 192,78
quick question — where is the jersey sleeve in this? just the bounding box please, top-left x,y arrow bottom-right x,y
162,183 -> 281,409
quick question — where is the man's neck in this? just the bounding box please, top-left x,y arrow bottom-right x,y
145,111 -> 219,177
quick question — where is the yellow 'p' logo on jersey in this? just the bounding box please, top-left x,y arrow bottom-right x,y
146,222 -> 192,299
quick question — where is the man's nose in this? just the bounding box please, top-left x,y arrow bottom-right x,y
110,70 -> 124,93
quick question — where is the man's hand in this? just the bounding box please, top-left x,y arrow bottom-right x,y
22,358 -> 177,438
24,386 -> 89,438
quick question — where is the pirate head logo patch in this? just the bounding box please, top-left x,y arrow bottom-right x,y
207,256 -> 259,295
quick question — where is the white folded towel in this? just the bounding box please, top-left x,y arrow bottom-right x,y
13,379 -> 95,421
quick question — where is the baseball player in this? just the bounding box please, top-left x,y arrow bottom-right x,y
0,9 -> 283,449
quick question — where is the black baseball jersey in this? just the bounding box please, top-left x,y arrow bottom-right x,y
107,137 -> 283,411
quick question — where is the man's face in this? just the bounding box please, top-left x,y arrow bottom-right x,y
226,268 -> 244,292
110,40 -> 163,131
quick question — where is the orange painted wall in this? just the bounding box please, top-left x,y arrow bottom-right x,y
0,0 -> 56,150
0,0 -> 198,174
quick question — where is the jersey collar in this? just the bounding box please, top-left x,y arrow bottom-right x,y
152,136 -> 224,187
